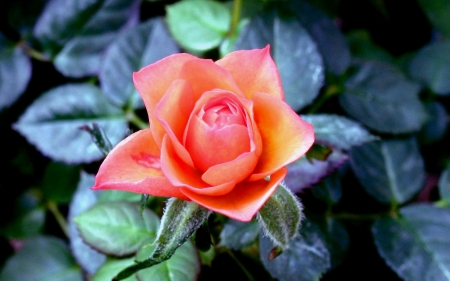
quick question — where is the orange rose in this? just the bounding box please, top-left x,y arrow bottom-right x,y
92,46 -> 314,221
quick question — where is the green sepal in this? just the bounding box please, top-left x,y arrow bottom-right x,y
257,183 -> 303,250
140,194 -> 150,217
113,198 -> 211,280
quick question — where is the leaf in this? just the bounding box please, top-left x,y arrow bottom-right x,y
68,172 -> 106,275
288,0 -> 351,75
439,166 -> 450,200
219,219 -> 260,250
74,201 -> 160,256
347,29 -> 394,64
100,17 -> 179,109
350,137 -> 426,204
260,220 -> 330,281
312,170 -> 342,205
92,258 -> 138,281
0,38 -> 32,111
0,236 -> 83,281
41,162 -> 80,203
285,150 -> 349,193
2,208 -> 45,239
373,204 -> 450,281
166,0 -> 231,52
418,102 -> 448,145
233,8 -> 324,111
317,218 -> 349,269
13,84 -> 128,164
135,241 -> 200,281
33,0 -> 140,77
340,61 -> 427,133
97,190 -> 141,203
302,114 -> 378,150
408,41 -> 450,95
416,0 -> 450,38
258,184 -> 303,249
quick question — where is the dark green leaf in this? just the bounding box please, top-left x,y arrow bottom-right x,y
100,18 -> 179,109
166,0 -> 231,52
350,137 -> 426,204
439,166 -> 450,200
417,0 -> 450,38
418,102 -> 448,144
68,172 -> 105,275
347,29 -> 393,64
373,204 -> 450,281
220,219 -> 260,250
41,162 -> 80,203
258,184 -> 303,249
260,220 -> 330,281
135,241 -> 200,281
285,150 -> 348,193
2,208 -> 45,239
13,83 -> 128,164
305,143 -> 333,161
302,114 -> 378,150
79,123 -> 113,156
312,171 -> 342,205
340,61 -> 427,133
33,0 -> 140,77
0,236 -> 83,281
288,0 -> 351,75
0,39 -> 32,110
74,201 -> 160,256
408,41 -> 450,95
317,218 -> 349,269
92,258 -> 138,281
234,8 -> 324,111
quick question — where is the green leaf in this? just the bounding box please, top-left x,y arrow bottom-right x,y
350,137 -> 426,204
2,208 -> 45,239
285,150 -> 348,193
302,114 -> 378,150
0,38 -> 32,111
288,0 -> 351,75
234,8 -> 324,111
258,184 -> 303,249
260,220 -> 330,281
417,0 -> 450,38
100,18 -> 179,109
41,162 -> 80,203
79,123 -> 113,156
13,83 -> 128,164
373,204 -> 450,281
114,199 -> 211,280
0,236 -> 83,281
340,61 -> 427,133
68,172 -> 105,275
135,241 -> 200,281
92,258 -> 138,281
98,190 -> 141,203
219,219 -> 260,250
74,201 -> 160,256
347,29 -> 394,64
166,0 -> 231,52
418,102 -> 448,145
312,171 -> 342,205
317,218 -> 349,269
439,166 -> 450,200
33,0 -> 140,77
408,41 -> 450,95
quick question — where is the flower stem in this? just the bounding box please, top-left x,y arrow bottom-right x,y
19,41 -> 50,62
126,109 -> 148,130
47,200 -> 69,238
226,249 -> 255,281
229,0 -> 243,37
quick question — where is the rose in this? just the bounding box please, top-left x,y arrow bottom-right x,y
92,46 -> 314,221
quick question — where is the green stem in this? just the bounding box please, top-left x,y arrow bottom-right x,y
435,199 -> 449,208
126,109 -> 148,130
19,42 -> 50,62
226,249 -> 255,281
47,200 -> 69,238
330,212 -> 383,221
307,84 -> 340,114
229,0 -> 243,37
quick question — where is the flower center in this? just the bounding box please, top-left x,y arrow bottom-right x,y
201,101 -> 246,129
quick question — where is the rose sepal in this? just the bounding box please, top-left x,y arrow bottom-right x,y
113,198 -> 211,280
257,183 -> 303,251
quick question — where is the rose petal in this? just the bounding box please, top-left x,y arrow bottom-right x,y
249,92 -> 315,181
92,129 -> 187,199
133,53 -> 197,123
216,45 -> 284,100
181,168 -> 288,222
154,79 -> 195,167
178,59 -> 244,101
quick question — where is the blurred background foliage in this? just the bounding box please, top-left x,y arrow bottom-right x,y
1,0 -> 450,280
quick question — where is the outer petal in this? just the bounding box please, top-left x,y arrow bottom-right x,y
178,59 -> 244,101
133,53 -> 197,122
92,129 -> 187,200
216,46 -> 284,100
249,92 -> 315,181
181,168 -> 287,222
